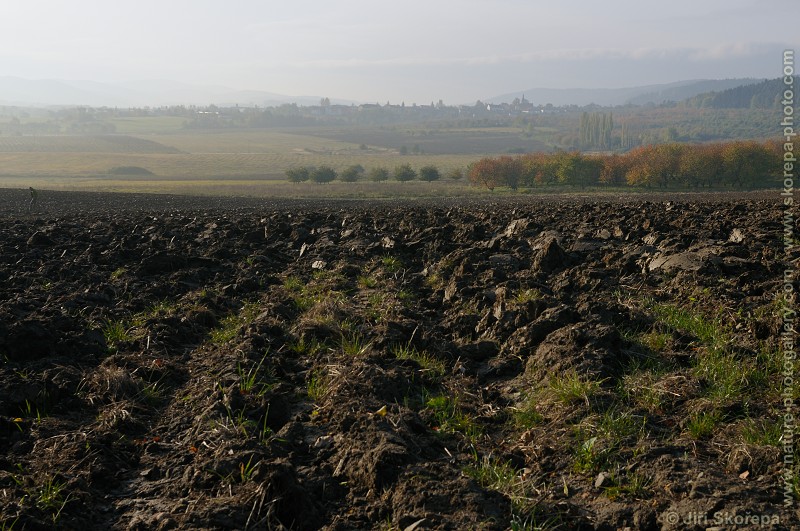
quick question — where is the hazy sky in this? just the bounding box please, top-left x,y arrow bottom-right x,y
2,0 -> 797,103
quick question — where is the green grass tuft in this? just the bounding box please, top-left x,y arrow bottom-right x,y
686,410 -> 721,439
426,394 -> 482,441
392,344 -> 446,381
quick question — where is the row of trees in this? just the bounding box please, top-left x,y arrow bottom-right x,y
578,112 -> 613,149
286,164 -> 465,183
468,140 -> 785,190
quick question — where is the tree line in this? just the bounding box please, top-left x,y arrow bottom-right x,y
467,140 -> 784,190
683,78 -> 793,110
285,164 -> 465,183
579,111 -> 613,149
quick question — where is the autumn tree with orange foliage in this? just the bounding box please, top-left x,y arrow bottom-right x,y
468,158 -> 502,191
599,154 -> 629,186
520,152 -> 559,186
468,139 -> 778,191
678,143 -> 724,188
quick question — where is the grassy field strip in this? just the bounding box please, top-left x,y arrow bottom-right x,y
108,116 -> 189,134
0,151 -> 479,179
143,130 -> 362,154
0,177 -> 480,198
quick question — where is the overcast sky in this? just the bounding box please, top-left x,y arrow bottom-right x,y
2,0 -> 797,104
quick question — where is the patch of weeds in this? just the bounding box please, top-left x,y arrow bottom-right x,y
616,353 -> 676,413
146,299 -> 180,317
239,456 -> 258,483
572,434 -> 610,474
741,418 -> 782,447
640,331 -> 671,353
511,288 -> 542,305
312,269 -> 345,283
285,274 -> 346,312
127,300 -> 182,328
598,408 -> 647,445
651,302 -> 728,348
603,471 -> 653,500
693,349 -> 755,401
139,381 -> 165,407
238,351 -> 273,397
465,454 -> 524,503
10,464 -> 25,487
620,376 -> 663,414
357,275 -> 378,289
546,372 -> 602,406
288,337 -> 326,357
257,411 -> 274,443
396,289 -> 415,305
31,477 -> 72,524
510,512 -> 563,531
365,293 -> 387,322
103,320 -> 132,350
381,255 -> 404,273
290,292 -> 316,312
283,275 -> 305,292
511,395 -> 544,430
20,399 -> 44,421
466,452 -> 564,529
221,405 -> 259,437
755,345 -> 786,395
425,394 -> 482,441
392,343 -> 446,381
307,369 -> 330,402
339,330 -> 371,357
210,301 -> 261,345
0,516 -> 20,530
686,410 -> 721,439
424,271 -> 445,290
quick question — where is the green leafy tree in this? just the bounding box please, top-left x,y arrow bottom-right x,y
678,144 -> 723,188
418,165 -> 440,182
286,167 -> 310,183
721,141 -> 771,188
339,164 -> 365,182
393,163 -> 416,182
554,152 -> 599,188
311,165 -> 337,183
447,167 -> 464,181
496,155 -> 523,190
369,167 -> 389,182
520,152 -> 559,186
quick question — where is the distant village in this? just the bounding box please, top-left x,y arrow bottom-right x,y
1,95 -> 580,135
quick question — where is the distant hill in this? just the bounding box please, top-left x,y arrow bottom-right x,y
0,77 -> 353,108
682,77 -> 796,109
489,79 -> 765,107
626,79 -> 764,106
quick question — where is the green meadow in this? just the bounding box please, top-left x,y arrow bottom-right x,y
0,125 -> 519,196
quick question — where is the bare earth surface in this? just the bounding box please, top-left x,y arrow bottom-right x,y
0,188 -> 795,530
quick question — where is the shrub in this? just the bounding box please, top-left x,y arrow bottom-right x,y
285,167 -> 310,183
418,165 -> 440,182
369,167 -> 389,182
311,165 -> 337,183
393,163 -> 416,182
339,164 -> 365,182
